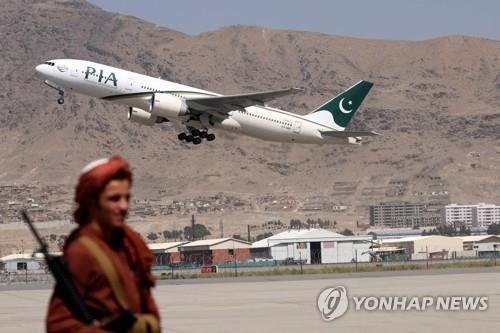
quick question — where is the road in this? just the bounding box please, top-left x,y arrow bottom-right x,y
0,267 -> 498,332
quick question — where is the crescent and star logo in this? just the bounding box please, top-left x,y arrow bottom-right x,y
317,286 -> 349,321
339,98 -> 353,114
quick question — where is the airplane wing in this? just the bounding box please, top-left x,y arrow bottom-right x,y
185,87 -> 302,113
320,130 -> 381,137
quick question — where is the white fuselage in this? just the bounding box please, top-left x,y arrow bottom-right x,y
36,59 -> 355,144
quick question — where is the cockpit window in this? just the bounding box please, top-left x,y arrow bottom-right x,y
44,62 -> 55,66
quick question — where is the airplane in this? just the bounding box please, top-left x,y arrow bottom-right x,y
35,59 -> 380,145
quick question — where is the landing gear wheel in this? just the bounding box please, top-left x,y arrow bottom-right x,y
193,137 -> 202,145
185,135 -> 194,142
191,129 -> 200,137
199,131 -> 208,139
57,98 -> 64,105
206,133 -> 216,141
178,133 -> 187,141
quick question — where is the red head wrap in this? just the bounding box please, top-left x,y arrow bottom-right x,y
74,156 -> 132,225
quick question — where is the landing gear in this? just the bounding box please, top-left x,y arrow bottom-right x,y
44,80 -> 65,105
56,89 -> 65,104
177,128 -> 216,145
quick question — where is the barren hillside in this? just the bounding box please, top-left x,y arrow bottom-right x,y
0,0 -> 499,252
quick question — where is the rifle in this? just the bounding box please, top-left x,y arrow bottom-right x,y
20,209 -> 95,325
21,210 -> 137,331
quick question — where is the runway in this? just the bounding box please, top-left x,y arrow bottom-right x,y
0,268 -> 498,332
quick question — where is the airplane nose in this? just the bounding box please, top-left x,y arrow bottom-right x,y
35,64 -> 44,75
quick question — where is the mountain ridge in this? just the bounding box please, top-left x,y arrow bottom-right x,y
1,0 -> 499,234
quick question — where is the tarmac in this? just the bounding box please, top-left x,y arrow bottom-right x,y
0,267 -> 498,332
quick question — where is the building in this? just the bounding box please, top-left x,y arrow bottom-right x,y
382,235 -> 463,260
443,203 -> 500,228
0,253 -> 43,272
370,203 -> 442,228
178,238 -> 251,265
456,235 -> 500,257
368,229 -> 424,239
252,229 -> 372,264
442,204 -> 475,227
473,204 -> 500,227
148,241 -> 189,265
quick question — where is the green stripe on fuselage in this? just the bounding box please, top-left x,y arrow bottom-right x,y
102,90 -> 217,100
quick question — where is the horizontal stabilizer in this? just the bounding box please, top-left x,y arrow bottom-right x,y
320,130 -> 381,137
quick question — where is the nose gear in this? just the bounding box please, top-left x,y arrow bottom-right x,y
44,80 -> 65,104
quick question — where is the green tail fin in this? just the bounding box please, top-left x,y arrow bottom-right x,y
309,81 -> 373,129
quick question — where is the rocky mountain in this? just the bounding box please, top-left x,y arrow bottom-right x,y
1,0 -> 500,236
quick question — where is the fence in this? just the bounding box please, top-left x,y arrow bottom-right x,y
151,255 -> 498,278
1,256 -> 497,285
0,271 -> 53,285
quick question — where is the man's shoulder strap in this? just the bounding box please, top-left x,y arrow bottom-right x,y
77,235 -> 130,311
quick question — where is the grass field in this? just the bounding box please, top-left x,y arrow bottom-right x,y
158,257 -> 498,280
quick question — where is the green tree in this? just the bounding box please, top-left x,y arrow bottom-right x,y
425,225 -> 472,236
232,234 -> 244,240
147,232 -> 158,241
184,224 -> 211,241
256,232 -> 273,241
173,230 -> 183,239
340,228 -> 354,236
57,235 -> 67,251
163,229 -> 183,240
487,223 -> 500,235
289,219 -> 303,229
163,230 -> 172,239
459,225 -> 471,236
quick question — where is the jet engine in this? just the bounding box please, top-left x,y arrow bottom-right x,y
151,93 -> 190,118
128,107 -> 158,126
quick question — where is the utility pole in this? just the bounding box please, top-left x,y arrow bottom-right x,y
233,242 -> 237,278
426,246 -> 429,269
355,249 -> 358,272
494,244 -> 498,267
219,219 -> 224,238
191,215 -> 195,241
247,224 -> 251,242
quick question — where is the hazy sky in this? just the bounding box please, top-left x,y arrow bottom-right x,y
87,0 -> 499,41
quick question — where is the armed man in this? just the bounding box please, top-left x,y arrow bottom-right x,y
45,156 -> 160,332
